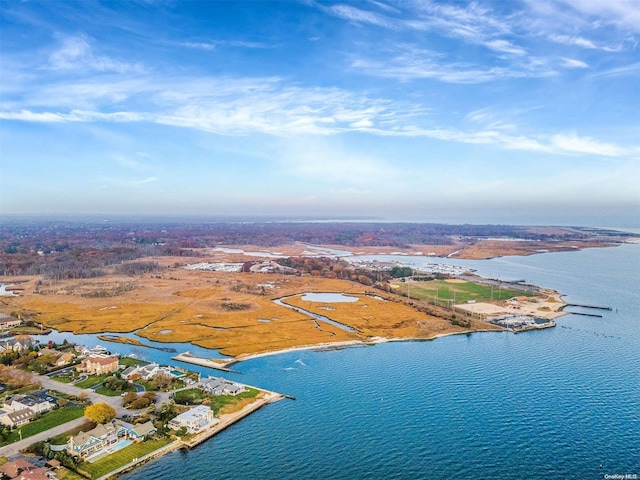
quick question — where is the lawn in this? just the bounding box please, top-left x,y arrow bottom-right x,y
119,357 -> 150,368
402,279 -> 535,304
174,387 -> 260,414
1,406 -> 85,445
53,376 -> 74,384
172,388 -> 207,405
209,388 -> 260,415
82,438 -> 173,479
94,386 -> 133,396
75,374 -> 109,389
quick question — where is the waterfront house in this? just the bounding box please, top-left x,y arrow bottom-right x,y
200,376 -> 246,396
77,354 -> 119,375
168,405 -> 217,433
0,314 -> 22,331
68,419 -> 156,459
0,408 -> 35,427
122,363 -> 175,381
9,394 -> 54,414
128,421 -> 156,440
68,419 -> 128,458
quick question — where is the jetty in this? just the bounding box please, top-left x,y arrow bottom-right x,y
564,303 -> 612,310
173,351 -> 240,373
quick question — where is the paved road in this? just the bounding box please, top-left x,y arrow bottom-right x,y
0,375 -> 174,457
35,374 -> 129,417
0,416 -> 87,458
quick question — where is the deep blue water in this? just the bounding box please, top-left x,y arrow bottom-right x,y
61,244 -> 640,478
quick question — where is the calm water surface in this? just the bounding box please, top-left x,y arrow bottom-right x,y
92,244 -> 638,479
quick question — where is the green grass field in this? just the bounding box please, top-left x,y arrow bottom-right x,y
74,374 -> 109,389
53,376 -> 74,384
82,438 -> 172,478
400,279 -> 535,304
209,387 -> 260,415
1,406 -> 85,445
119,357 -> 150,368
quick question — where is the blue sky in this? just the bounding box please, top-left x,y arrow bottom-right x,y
1,0 -> 639,225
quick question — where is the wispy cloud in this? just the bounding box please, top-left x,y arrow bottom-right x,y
133,176 -> 159,185
48,35 -> 144,73
561,58 -> 589,69
180,39 -> 272,50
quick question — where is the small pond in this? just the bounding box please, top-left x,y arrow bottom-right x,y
301,293 -> 359,303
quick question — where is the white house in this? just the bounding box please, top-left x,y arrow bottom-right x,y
9,394 -> 54,414
168,405 -> 217,433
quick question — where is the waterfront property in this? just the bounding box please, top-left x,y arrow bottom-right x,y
168,405 -> 217,433
199,376 -> 246,396
0,313 -> 22,330
68,419 -> 156,459
121,362 -> 177,381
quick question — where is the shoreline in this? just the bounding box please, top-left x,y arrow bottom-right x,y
96,387 -> 285,480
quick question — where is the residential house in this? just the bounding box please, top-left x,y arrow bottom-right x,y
0,458 -> 43,479
128,421 -> 156,440
37,348 -> 58,357
56,352 -> 74,367
1,408 -> 35,427
77,355 -> 119,375
68,419 -> 155,459
0,314 -> 22,331
0,337 -> 35,354
168,405 -> 217,433
200,376 -> 246,396
10,394 -> 54,414
121,363 -> 174,382
68,420 -> 128,458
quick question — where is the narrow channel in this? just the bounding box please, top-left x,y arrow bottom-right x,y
273,297 -> 355,332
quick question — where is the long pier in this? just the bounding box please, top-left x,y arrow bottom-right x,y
565,303 -> 612,311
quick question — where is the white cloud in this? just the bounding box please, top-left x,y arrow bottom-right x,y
561,58 -> 589,68
551,132 -> 625,156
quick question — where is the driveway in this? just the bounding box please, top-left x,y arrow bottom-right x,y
35,374 -> 128,417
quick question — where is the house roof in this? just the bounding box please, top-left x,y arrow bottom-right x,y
131,421 -> 156,437
0,457 -> 34,478
121,366 -> 137,376
6,408 -> 35,423
12,394 -> 50,408
85,355 -> 119,365
72,419 -> 125,447
176,405 -> 211,423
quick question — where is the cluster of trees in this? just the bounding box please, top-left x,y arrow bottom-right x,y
122,391 -> 156,409
388,266 -> 414,278
102,375 -> 132,394
114,261 -> 164,276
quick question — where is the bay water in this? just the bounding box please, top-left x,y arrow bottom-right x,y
47,244 -> 640,479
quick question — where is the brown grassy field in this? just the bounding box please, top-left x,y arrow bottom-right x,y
0,263 -> 500,357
